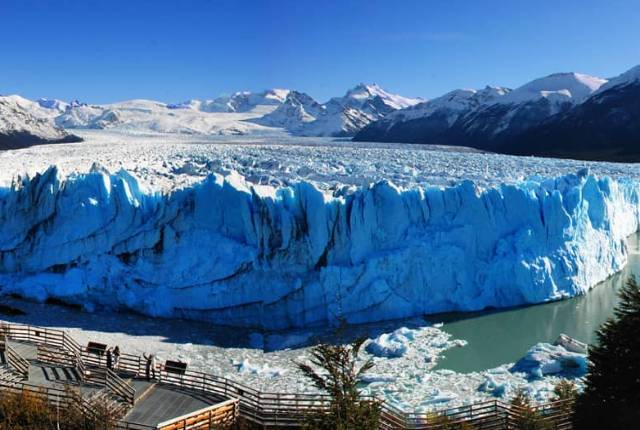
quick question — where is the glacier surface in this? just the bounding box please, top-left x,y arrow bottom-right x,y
0,161 -> 638,329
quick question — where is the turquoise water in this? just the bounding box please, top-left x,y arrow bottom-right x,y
433,232 -> 640,373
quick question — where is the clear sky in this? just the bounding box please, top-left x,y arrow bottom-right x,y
1,0 -> 639,104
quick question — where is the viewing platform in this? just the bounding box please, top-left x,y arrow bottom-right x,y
0,323 -> 238,429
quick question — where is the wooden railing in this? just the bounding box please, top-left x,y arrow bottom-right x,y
0,321 -> 575,429
156,399 -> 239,430
1,341 -> 29,378
106,368 -> 136,406
37,343 -> 79,369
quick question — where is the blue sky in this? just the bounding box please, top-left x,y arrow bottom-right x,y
1,0 -> 639,103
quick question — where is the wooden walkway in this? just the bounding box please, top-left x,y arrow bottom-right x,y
1,321 -> 572,429
0,329 -> 238,429
124,385 -> 224,427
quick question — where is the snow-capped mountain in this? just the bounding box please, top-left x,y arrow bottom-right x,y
254,90 -> 325,130
336,83 -> 422,110
168,89 -> 290,113
593,64 -> 640,95
0,95 -> 82,149
496,73 -> 606,107
256,84 -> 423,137
354,72 -> 609,150
497,66 -> 640,160
36,98 -> 85,113
7,85 -> 418,138
55,96 -> 284,135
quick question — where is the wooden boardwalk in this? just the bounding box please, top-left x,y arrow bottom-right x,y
1,321 -> 573,429
124,385 -> 224,427
0,329 -> 238,429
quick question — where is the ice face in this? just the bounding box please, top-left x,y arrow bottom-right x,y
0,164 -> 638,330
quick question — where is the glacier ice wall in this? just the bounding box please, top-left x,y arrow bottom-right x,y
0,167 -> 638,329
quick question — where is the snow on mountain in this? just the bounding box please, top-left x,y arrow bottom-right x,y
354,72 -> 607,146
56,97 -> 283,135
496,72 -> 607,109
373,86 -> 510,129
255,91 -> 325,130
0,95 -> 82,149
256,84 -> 422,137
13,85 -> 416,138
0,158 -> 636,329
593,64 -> 640,94
169,89 -> 290,113
339,83 -> 423,110
498,64 -> 640,161
36,98 -> 87,113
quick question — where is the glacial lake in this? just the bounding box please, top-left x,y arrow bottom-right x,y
433,232 -> 640,373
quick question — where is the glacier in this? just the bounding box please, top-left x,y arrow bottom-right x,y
0,166 -> 639,330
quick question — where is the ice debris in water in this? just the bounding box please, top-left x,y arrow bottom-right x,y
234,359 -> 286,378
366,327 -> 415,358
510,343 -> 588,379
479,375 -> 508,397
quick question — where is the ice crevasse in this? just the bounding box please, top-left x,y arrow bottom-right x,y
0,166 -> 638,329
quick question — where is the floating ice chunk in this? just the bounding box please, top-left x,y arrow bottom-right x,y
510,343 -> 588,378
478,375 -> 508,397
553,333 -> 588,354
366,327 -> 416,358
360,373 -> 397,384
234,359 -> 286,378
419,389 -> 458,405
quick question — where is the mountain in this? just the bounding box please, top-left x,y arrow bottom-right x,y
28,85 -> 419,138
354,73 -> 608,149
254,90 -> 325,131
496,66 -> 640,161
0,95 -> 82,150
55,96 -> 284,135
256,84 -> 422,137
36,98 -> 85,113
168,89 -> 290,113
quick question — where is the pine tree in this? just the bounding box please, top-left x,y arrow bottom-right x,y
574,277 -> 640,429
296,338 -> 381,430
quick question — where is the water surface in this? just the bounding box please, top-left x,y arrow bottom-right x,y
433,232 -> 640,373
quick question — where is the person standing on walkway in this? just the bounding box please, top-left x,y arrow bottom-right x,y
143,353 -> 156,380
106,348 -> 113,370
113,346 -> 120,370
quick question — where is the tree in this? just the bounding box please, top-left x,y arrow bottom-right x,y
574,277 -> 640,429
296,338 -> 381,430
509,390 -> 552,430
552,380 -> 577,403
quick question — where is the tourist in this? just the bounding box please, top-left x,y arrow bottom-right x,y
106,348 -> 114,370
143,353 -> 157,380
113,346 -> 121,370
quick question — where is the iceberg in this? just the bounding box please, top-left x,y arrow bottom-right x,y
0,166 -> 638,329
510,343 -> 589,378
366,327 -> 416,358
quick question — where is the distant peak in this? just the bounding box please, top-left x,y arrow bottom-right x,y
595,64 -> 640,94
